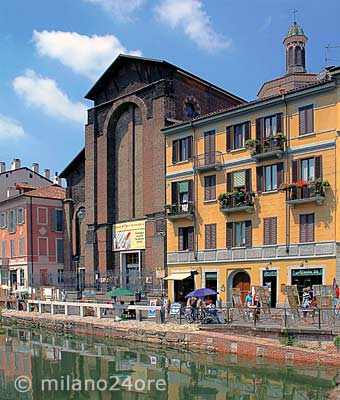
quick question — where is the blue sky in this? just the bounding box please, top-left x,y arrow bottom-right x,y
1,0 -> 339,177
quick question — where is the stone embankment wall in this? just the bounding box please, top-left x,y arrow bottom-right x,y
1,310 -> 340,368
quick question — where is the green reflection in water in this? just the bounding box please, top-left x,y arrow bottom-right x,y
0,326 -> 336,400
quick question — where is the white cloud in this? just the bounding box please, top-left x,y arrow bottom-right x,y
83,0 -> 145,22
155,0 -> 230,51
0,114 -> 26,141
259,16 -> 272,32
13,70 -> 87,124
32,30 -> 142,79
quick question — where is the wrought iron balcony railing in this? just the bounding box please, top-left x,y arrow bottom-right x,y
165,203 -> 195,220
218,191 -> 255,214
286,185 -> 325,206
247,136 -> 286,161
194,151 -> 223,172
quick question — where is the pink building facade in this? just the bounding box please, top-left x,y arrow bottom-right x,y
0,186 -> 65,291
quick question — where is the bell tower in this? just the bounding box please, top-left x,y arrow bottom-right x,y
284,19 -> 308,75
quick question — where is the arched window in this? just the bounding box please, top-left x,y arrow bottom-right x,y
288,47 -> 294,66
301,47 -> 306,67
295,46 -> 302,65
75,207 -> 85,256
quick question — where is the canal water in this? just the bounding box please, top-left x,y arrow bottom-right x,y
0,326 -> 336,399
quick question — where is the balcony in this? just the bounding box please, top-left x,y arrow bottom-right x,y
283,180 -> 330,207
218,190 -> 255,214
194,151 -> 223,172
246,135 -> 286,161
165,203 -> 194,221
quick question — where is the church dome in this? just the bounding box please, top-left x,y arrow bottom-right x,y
285,22 -> 307,39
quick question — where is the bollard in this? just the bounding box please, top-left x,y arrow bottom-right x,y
284,308 -> 287,328
318,308 -> 321,330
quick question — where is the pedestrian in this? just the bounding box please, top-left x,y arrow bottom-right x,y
334,284 -> 339,308
190,297 -> 198,320
245,291 -> 252,307
252,291 -> 261,321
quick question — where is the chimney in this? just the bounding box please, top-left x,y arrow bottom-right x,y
0,162 -> 6,173
11,158 -> 21,170
53,171 -> 61,186
32,163 -> 39,174
44,169 -> 51,180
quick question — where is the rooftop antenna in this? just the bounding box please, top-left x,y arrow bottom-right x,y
292,8 -> 298,23
324,44 -> 340,67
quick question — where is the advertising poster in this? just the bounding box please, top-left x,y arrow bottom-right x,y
113,220 -> 146,251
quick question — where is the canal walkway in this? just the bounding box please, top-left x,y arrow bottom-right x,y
1,309 -> 340,367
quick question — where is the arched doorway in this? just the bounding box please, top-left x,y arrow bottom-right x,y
232,271 -> 251,305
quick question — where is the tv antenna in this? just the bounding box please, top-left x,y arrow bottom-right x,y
325,44 -> 340,67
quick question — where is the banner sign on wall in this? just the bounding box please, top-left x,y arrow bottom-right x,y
113,220 -> 146,251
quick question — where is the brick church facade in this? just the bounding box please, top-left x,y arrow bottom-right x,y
60,55 -> 244,294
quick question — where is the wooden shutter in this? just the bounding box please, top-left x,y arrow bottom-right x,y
256,166 -> 263,193
299,108 -> 306,135
226,172 -> 233,192
172,140 -> 178,163
211,175 -> 216,200
205,224 -> 211,249
306,106 -> 314,134
226,222 -> 233,248
188,180 -> 194,202
51,209 -> 56,232
204,176 -> 210,201
307,214 -> 315,242
187,136 -> 193,159
256,118 -> 264,141
178,228 -> 184,251
187,227 -> 194,251
171,182 -> 178,204
244,121 -> 251,141
300,214 -> 307,242
276,113 -> 283,133
263,218 -> 270,245
211,224 -> 216,249
277,162 -> 284,187
292,160 -> 298,182
226,126 -> 233,152
245,169 -> 252,191
314,156 -> 322,179
245,220 -> 252,247
205,176 -> 216,201
271,217 -> 277,245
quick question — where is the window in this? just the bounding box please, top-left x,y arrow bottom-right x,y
263,217 -> 277,245
17,208 -> 24,225
205,224 -> 216,249
295,46 -> 302,65
256,114 -> 283,142
38,237 -> 48,256
171,180 -> 193,205
288,46 -> 294,65
226,221 -> 252,248
204,175 -> 216,201
235,222 -> 246,247
301,158 -> 315,181
292,156 -> 322,182
265,164 -> 278,191
227,169 -> 252,192
19,270 -> 24,286
38,207 -> 48,225
55,209 -> 63,232
172,136 -> 193,163
178,227 -> 194,251
18,238 -> 24,257
57,269 -> 64,284
256,163 -> 283,192
300,213 -> 314,243
56,239 -> 64,263
299,105 -> 314,135
10,239 -> 15,258
226,121 -> 250,151
0,213 -> 6,229
185,103 -> 198,118
1,240 -> 6,258
234,124 -> 245,149
8,210 -> 16,233
264,115 -> 277,138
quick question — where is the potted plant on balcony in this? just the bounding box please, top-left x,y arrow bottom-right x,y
273,132 -> 286,150
279,182 -> 290,191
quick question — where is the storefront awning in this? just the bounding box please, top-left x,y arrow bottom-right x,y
164,272 -> 192,281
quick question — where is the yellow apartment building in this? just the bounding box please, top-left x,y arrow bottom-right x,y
163,22 -> 340,307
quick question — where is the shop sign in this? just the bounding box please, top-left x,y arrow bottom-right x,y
263,270 -> 277,277
113,220 -> 146,251
292,268 -> 323,277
